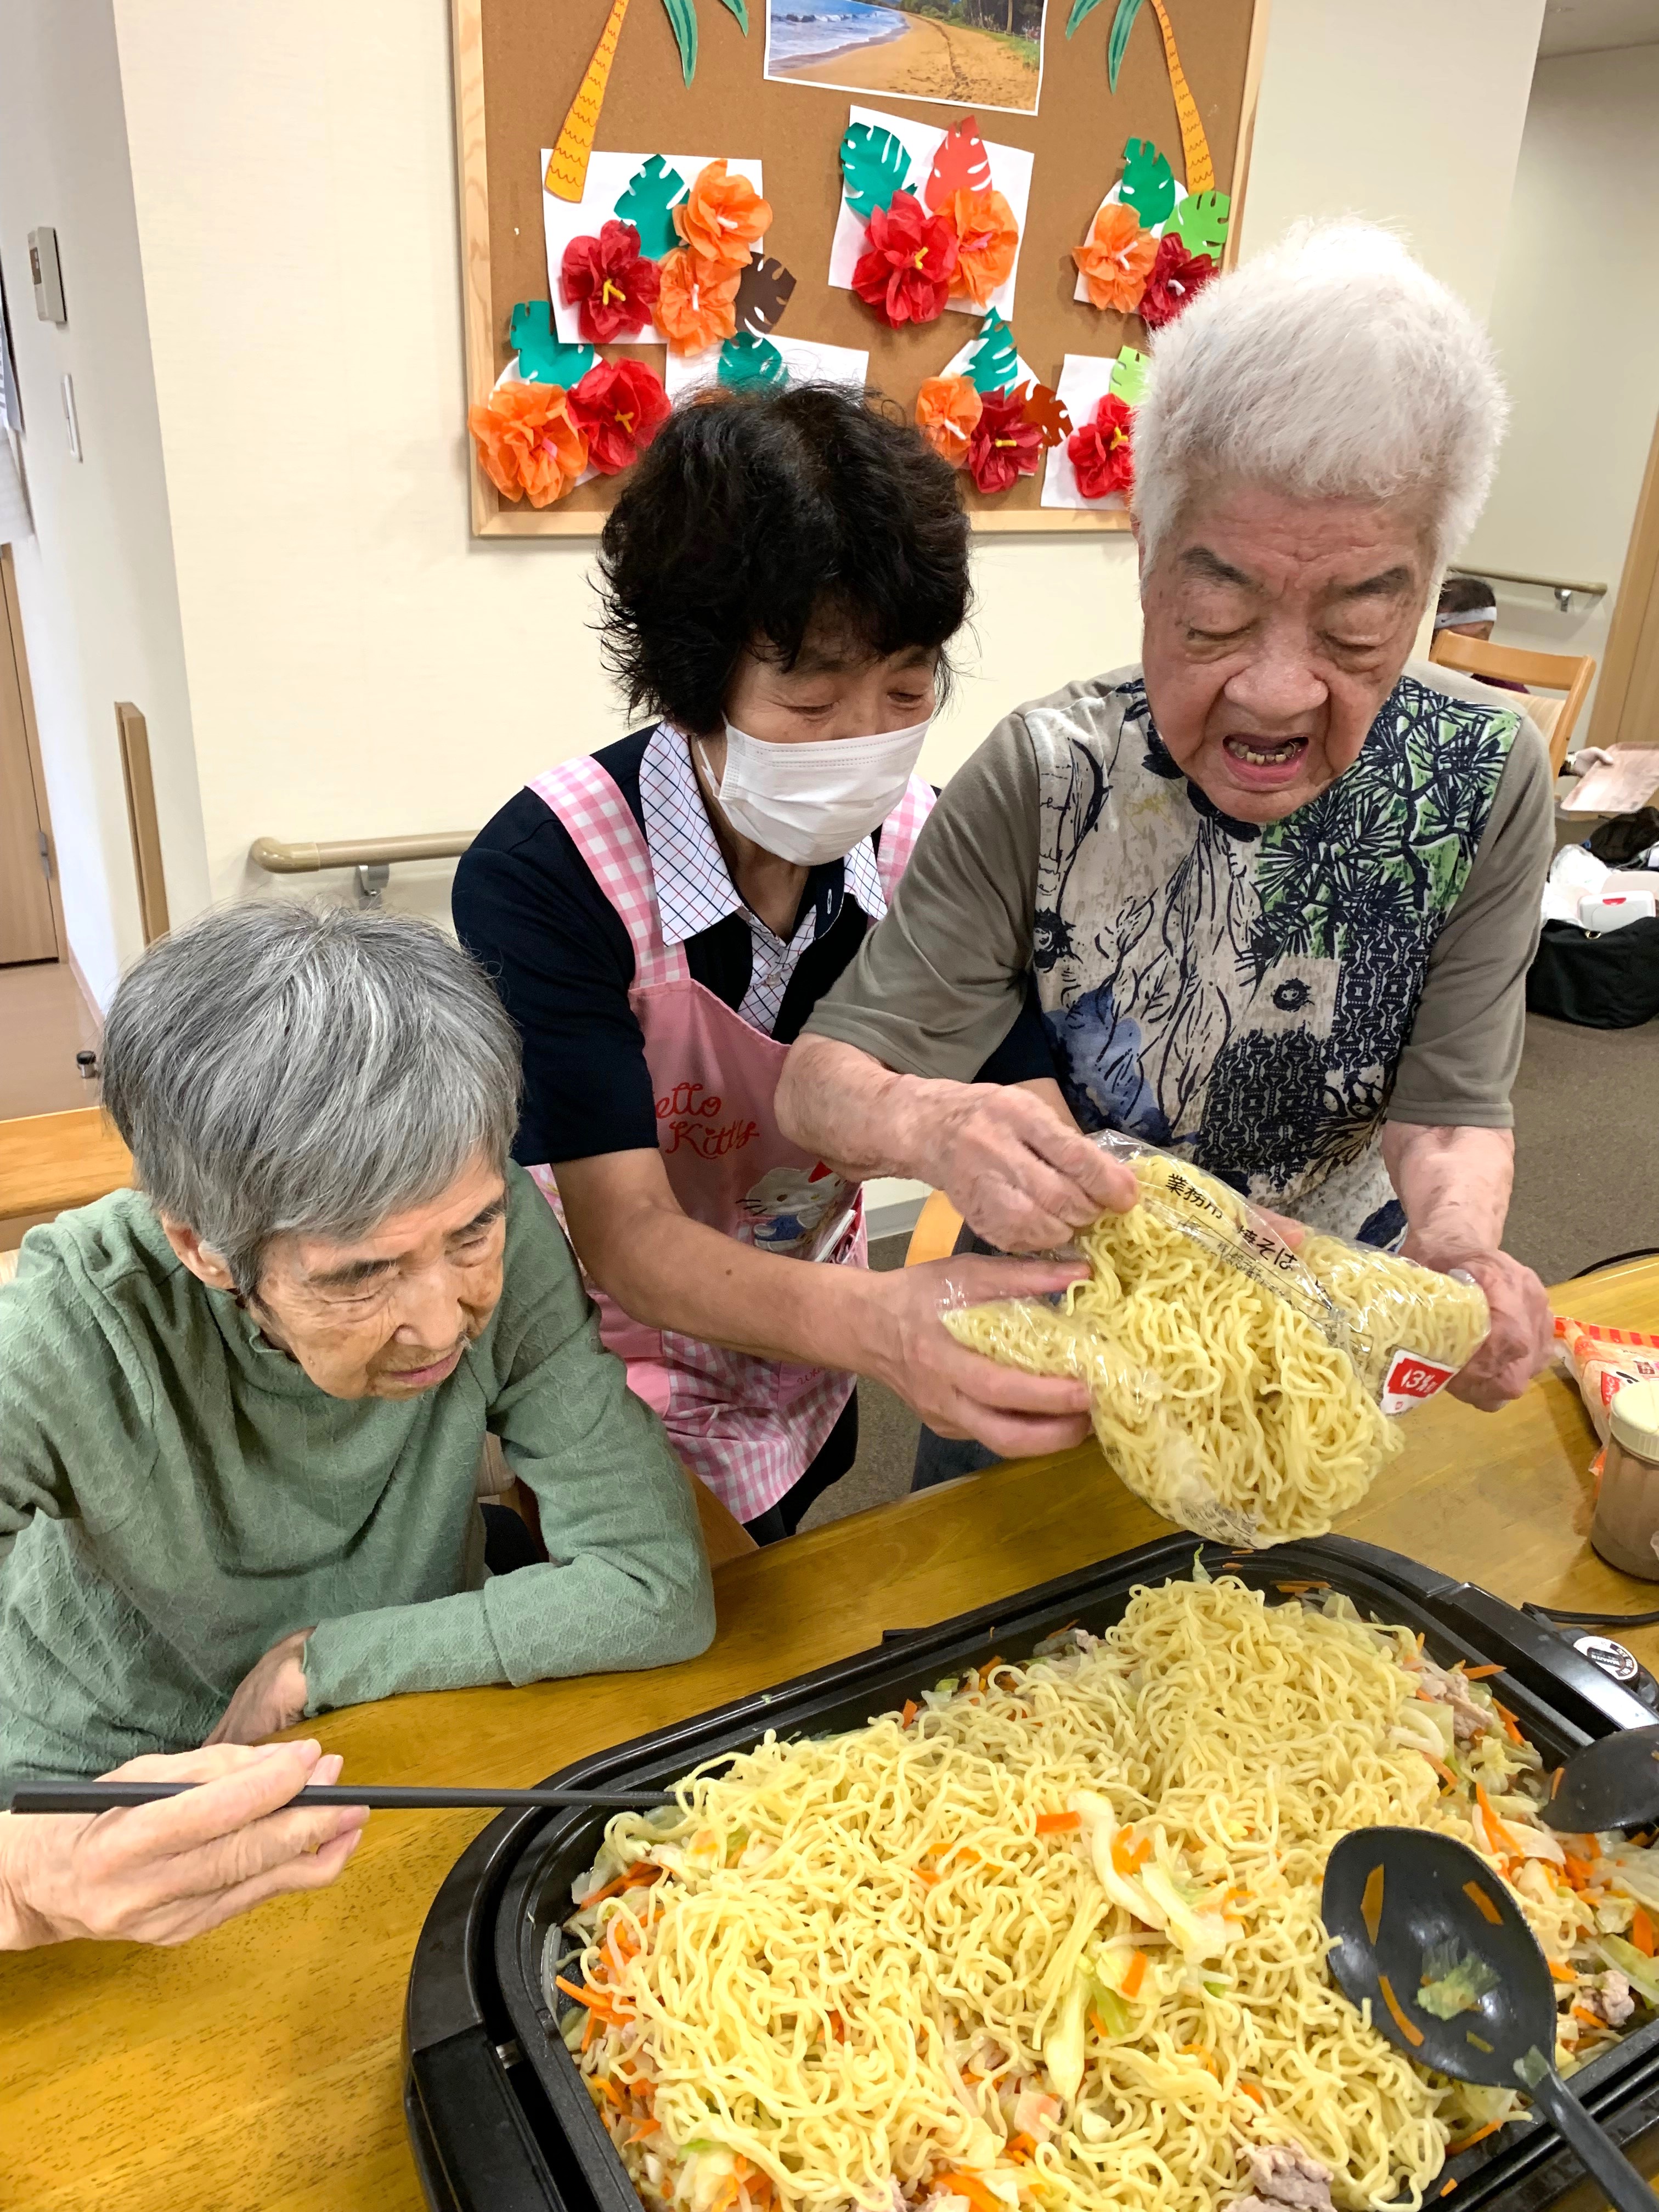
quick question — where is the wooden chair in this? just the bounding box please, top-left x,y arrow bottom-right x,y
1429,631 -> 1596,777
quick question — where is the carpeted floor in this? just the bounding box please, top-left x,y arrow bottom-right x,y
797,1010 -> 1659,1533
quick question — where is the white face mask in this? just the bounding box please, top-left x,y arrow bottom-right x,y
699,718 -> 931,867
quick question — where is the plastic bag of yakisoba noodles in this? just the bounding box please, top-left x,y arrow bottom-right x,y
940,1133 -> 1490,1549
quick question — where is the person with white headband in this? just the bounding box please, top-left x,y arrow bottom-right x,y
454,387 -> 1104,1541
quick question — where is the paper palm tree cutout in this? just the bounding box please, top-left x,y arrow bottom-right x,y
1065,0 -> 1214,196
546,0 -> 750,204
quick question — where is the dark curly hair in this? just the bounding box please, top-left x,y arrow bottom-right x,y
597,385 -> 972,734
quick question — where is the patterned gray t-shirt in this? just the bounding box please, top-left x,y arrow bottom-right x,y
806,660 -> 1555,1242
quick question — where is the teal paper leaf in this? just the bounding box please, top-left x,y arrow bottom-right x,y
1166,189 -> 1230,261
1109,345 -> 1149,405
508,301 -> 596,387
1065,0 -> 1107,30
1120,137 -> 1176,228
1107,0 -> 1147,89
661,0 -> 698,84
718,331 -> 788,391
714,0 -> 750,26
840,122 -> 913,218
966,308 -> 1019,396
614,156 -> 690,260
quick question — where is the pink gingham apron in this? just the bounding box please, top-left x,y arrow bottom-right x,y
524,754 -> 935,1523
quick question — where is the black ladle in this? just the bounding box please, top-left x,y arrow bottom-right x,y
1544,1725 -> 1659,1835
1323,1828 -> 1655,2212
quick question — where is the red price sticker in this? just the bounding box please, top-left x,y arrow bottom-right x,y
1380,1346 -> 1459,1415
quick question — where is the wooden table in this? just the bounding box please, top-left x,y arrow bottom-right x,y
5,1258 -> 1659,2212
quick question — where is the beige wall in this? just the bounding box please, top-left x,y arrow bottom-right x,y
1458,43 -> 1659,725
98,0 -> 1550,934
0,0 -> 205,1005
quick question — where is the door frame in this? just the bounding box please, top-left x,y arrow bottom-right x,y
1592,404 -> 1659,748
0,543 -> 69,966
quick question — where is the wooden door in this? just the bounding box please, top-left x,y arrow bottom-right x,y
0,549 -> 57,964
1594,404 -> 1659,750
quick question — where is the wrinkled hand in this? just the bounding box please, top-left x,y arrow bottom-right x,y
1411,1247 -> 1553,1411
935,1090 -> 1137,1251
868,1255 -> 1095,1458
206,1629 -> 313,1746
0,1741 -> 366,1948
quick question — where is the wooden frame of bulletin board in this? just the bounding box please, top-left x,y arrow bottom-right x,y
452,0 -> 1269,538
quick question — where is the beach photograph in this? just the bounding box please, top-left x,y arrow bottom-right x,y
765,0 -> 1047,116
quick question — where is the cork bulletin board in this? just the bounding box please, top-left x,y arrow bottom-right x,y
451,0 -> 1269,537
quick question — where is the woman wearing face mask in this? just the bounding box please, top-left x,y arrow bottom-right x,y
453,386 -> 1096,1542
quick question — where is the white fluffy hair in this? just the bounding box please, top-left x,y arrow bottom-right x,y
1131,220 -> 1508,572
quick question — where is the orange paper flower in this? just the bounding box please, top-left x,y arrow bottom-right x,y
915,374 -> 983,469
468,380 -> 589,507
1073,201 -> 1158,314
673,159 -> 772,269
939,187 -> 1019,309
653,247 -> 741,354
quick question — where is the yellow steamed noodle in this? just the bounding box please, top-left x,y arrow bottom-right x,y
557,1578 -> 1626,2212
939,1153 -> 1490,1547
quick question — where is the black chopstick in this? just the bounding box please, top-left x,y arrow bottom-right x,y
4,1780 -> 677,1814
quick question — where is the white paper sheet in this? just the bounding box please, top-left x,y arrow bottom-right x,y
662,336 -> 870,403
1560,747 -> 1659,816
541,151 -> 765,345
935,328 -> 1037,393
1039,353 -> 1127,511
826,106 -> 1033,323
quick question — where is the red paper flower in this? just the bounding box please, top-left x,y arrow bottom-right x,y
1067,393 -> 1135,501
964,385 -> 1043,495
561,219 -> 661,345
851,189 -> 959,329
1138,234 -> 1219,329
569,359 -> 672,476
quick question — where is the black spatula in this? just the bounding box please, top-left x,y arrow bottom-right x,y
1323,1827 -> 1655,2212
1543,1725 -> 1659,1835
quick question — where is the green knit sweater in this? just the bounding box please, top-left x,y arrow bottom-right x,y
0,1164 -> 714,1778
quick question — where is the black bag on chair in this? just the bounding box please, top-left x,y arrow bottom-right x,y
1526,916 -> 1659,1029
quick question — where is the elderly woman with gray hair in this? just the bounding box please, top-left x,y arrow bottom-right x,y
0,903 -> 712,1949
777,222 -> 1557,1434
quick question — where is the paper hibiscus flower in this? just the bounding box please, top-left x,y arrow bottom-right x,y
469,381 -> 589,507
674,159 -> 772,269
965,385 -> 1043,495
1067,392 -> 1135,501
852,189 -> 959,329
653,247 -> 742,354
569,359 -> 672,476
914,374 -> 983,467
560,219 -> 660,345
1072,201 -> 1158,315
937,187 -> 1019,311
1138,233 -> 1220,329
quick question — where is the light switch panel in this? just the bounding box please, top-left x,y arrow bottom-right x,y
28,227 -> 66,323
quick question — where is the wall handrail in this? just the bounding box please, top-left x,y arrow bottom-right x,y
250,831 -> 477,874
1448,564 -> 1608,598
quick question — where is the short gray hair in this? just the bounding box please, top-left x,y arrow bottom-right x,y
1132,220 -> 1508,573
101,902 -> 522,1294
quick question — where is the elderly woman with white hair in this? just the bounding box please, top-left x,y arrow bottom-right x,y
776,222 -> 1556,1436
0,902 -> 712,1949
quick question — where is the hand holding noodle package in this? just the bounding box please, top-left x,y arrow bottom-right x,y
941,1136 -> 1490,1548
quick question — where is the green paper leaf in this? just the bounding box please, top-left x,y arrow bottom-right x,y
1109,345 -> 1149,404
1120,137 -> 1176,228
508,301 -> 596,386
661,0 -> 698,85
614,156 -> 689,260
1107,0 -> 1146,89
718,331 -> 788,391
714,0 -> 749,26
840,122 -> 913,219
1065,0 -> 1107,32
736,253 -> 797,335
1166,189 -> 1230,261
966,308 -> 1019,396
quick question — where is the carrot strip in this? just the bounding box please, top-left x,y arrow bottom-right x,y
578,1863 -> 663,1909
936,2173 -> 1002,2212
1493,1701 -> 1527,1749
1090,2010 -> 1111,2039
1572,2004 -> 1605,2028
901,1700 -> 918,1728
1239,2079 -> 1265,2106
600,2076 -> 627,2107
1440,2183 -> 1458,2197
1448,2121 -> 1501,2155
1121,1947 -> 1148,1997
1111,1827 -> 1152,1876
1361,1864 -> 1385,1944
1547,1959 -> 1576,1983
1006,2134 -> 1036,2163
1475,1783 -> 1520,1857
1464,1879 -> 1504,1926
1633,1908 -> 1656,1958
555,1974 -> 611,2011
1463,1663 -> 1504,1678
1036,1811 -> 1081,1833
1564,1854 -> 1596,1891
1378,1973 -> 1425,2047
